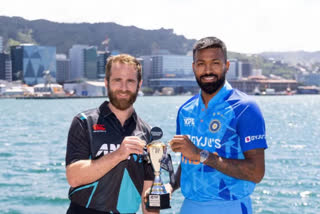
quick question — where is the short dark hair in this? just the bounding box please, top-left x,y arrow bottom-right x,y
105,54 -> 142,82
192,37 -> 227,63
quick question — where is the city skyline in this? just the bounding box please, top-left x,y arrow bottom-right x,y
1,0 -> 320,54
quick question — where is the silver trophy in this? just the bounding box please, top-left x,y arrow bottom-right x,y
146,140 -> 171,209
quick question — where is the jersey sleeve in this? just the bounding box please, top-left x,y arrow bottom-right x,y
176,110 -> 181,135
143,161 -> 155,181
65,117 -> 91,166
237,100 -> 268,152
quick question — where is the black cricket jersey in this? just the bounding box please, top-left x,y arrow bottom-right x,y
65,101 -> 154,213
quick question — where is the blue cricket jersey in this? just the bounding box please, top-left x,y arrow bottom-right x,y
176,82 -> 268,202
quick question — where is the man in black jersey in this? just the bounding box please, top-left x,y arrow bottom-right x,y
65,54 -> 159,214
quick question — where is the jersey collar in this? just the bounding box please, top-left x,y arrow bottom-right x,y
99,101 -> 137,122
199,81 -> 233,109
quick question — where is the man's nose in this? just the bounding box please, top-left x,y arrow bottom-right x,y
204,64 -> 212,74
119,81 -> 128,91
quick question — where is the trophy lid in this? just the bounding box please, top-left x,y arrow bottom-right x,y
146,141 -> 166,150
150,127 -> 163,141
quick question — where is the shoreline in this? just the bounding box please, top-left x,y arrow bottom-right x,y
0,93 -> 319,100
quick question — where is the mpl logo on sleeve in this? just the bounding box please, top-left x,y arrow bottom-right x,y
245,135 -> 265,143
184,118 -> 195,126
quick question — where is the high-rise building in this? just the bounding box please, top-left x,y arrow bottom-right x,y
139,56 -> 152,87
238,61 -> 252,78
141,54 -> 196,93
0,53 -> 5,80
97,51 -> 110,79
83,46 -> 98,80
5,56 -> 12,82
10,44 -> 56,85
56,54 -> 70,84
69,45 -> 88,81
0,36 -> 3,53
227,59 -> 239,80
10,45 -> 23,81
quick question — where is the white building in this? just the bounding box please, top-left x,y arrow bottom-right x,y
33,83 -> 64,96
0,83 -> 5,95
64,81 -> 106,96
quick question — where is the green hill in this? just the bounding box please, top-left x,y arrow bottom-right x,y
0,16 -> 195,56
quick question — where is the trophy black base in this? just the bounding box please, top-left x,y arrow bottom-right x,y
146,193 -> 171,209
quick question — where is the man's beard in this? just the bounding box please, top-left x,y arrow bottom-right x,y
108,86 -> 139,110
196,70 -> 226,95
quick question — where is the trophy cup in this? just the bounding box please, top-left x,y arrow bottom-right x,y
146,141 -> 171,209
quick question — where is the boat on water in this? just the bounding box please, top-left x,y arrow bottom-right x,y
297,86 -> 320,94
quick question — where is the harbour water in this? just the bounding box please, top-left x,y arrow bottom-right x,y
0,95 -> 319,214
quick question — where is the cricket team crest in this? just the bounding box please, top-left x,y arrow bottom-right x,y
209,119 -> 221,133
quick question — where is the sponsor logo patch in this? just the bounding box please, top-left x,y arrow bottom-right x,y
184,118 -> 195,126
93,124 -> 106,132
96,144 -> 119,156
209,119 -> 221,133
245,135 -> 265,143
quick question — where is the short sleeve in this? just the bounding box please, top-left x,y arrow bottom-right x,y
176,110 -> 181,135
237,100 -> 268,152
65,117 -> 91,166
143,161 -> 155,181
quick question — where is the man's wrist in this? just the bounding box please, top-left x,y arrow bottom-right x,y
200,150 -> 210,163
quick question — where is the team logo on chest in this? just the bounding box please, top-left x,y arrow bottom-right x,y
209,119 -> 221,133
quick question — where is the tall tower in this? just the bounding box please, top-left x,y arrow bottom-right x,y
0,36 -> 3,53
69,45 -> 88,81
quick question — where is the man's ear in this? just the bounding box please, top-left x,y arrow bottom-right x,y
104,78 -> 108,89
192,62 -> 195,74
225,60 -> 230,73
138,80 -> 143,89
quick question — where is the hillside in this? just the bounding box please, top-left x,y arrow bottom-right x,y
0,16 -> 195,56
260,51 -> 320,65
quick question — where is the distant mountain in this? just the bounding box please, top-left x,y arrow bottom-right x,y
260,51 -> 320,65
0,16 -> 196,56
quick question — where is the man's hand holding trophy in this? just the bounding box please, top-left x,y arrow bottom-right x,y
144,127 -> 175,210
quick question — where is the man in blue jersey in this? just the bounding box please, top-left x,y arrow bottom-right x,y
65,54 -> 159,214
169,37 -> 267,214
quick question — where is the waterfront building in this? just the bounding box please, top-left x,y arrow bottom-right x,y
97,51 -> 110,79
69,45 -> 101,81
139,56 -> 152,87
33,83 -> 65,96
69,45 -> 88,81
140,54 -> 196,93
230,76 -> 298,94
83,46 -> 98,80
64,81 -> 106,96
238,60 -> 252,78
5,54 -> 12,82
0,53 -> 5,80
227,59 -> 239,80
10,44 -> 56,85
56,54 -> 70,84
0,36 -> 3,53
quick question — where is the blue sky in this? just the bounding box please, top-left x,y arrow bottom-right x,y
1,0 -> 319,53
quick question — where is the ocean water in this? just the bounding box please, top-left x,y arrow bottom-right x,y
0,95 -> 319,214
